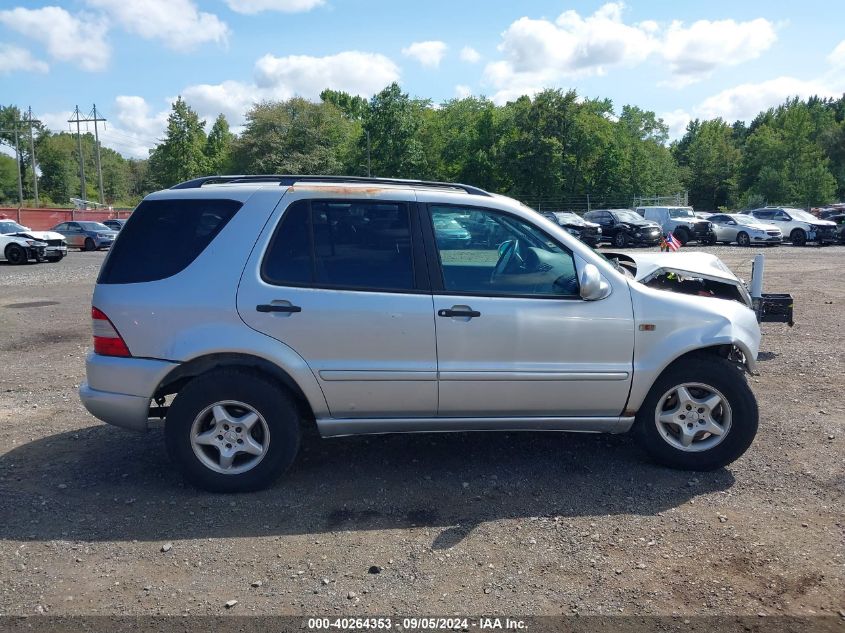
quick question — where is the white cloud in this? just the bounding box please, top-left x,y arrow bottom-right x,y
0,43 -> 49,74
85,0 -> 229,51
483,3 -> 658,103
829,40 -> 845,68
402,41 -> 448,68
697,76 -> 839,121
254,51 -> 400,97
0,6 -> 109,71
454,84 -> 472,99
660,108 -> 693,139
181,51 -> 399,124
662,18 -> 777,86
459,46 -> 481,63
224,0 -> 324,13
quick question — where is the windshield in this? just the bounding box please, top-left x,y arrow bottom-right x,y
668,208 -> 695,218
78,222 -> 111,231
554,212 -> 581,222
0,221 -> 27,234
788,210 -> 820,222
614,210 -> 644,223
734,215 -> 760,226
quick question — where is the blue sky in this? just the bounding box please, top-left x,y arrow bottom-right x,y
1,0 -> 844,158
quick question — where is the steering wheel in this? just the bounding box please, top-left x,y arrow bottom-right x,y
491,238 -> 524,282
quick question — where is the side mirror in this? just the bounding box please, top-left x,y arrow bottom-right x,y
579,263 -> 611,301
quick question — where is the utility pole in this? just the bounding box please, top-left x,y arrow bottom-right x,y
69,106 -> 86,203
26,106 -> 39,206
366,130 -> 371,177
90,104 -> 107,204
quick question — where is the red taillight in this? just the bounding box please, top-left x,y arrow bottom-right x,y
92,307 -> 131,357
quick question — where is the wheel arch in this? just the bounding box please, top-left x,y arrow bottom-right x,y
154,352 -> 316,422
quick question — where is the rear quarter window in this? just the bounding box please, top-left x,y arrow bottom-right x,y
98,198 -> 242,284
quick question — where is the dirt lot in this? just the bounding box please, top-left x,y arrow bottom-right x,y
0,246 -> 843,618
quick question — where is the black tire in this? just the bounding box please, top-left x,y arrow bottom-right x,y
790,229 -> 806,246
46,254 -> 64,263
673,228 -> 690,246
165,368 -> 301,492
634,354 -> 758,471
83,237 -> 95,251
736,231 -> 750,247
4,243 -> 27,265
614,231 -> 628,248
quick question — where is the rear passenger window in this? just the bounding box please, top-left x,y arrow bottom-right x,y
98,198 -> 241,284
262,200 -> 415,292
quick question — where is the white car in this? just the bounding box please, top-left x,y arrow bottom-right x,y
0,220 -> 68,262
707,213 -> 782,246
744,207 -> 837,246
0,230 -> 47,264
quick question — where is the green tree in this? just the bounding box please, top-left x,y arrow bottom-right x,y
320,89 -> 368,120
674,118 -> 741,209
0,153 -> 19,204
147,97 -> 208,189
360,83 -> 429,178
204,114 -> 234,174
230,98 -> 356,175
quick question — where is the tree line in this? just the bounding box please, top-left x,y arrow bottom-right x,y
1,84 -> 843,210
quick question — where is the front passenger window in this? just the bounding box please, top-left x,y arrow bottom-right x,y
429,206 -> 579,297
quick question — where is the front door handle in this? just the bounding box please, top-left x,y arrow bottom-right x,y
438,307 -> 481,318
256,303 -> 302,313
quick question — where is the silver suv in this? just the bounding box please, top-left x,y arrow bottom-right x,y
80,176 -> 761,492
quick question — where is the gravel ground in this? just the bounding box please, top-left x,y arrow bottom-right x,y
0,246 -> 843,618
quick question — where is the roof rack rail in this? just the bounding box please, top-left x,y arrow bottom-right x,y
169,174 -> 492,197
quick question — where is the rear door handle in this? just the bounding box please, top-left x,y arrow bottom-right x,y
256,304 -> 302,313
438,308 -> 481,318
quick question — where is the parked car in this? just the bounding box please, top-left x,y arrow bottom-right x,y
636,206 -> 717,245
0,231 -> 47,264
540,211 -> 602,246
743,207 -> 837,246
707,214 -> 782,246
432,215 -> 471,249
583,209 -> 662,247
80,175 -> 763,492
103,219 -> 127,232
50,221 -> 118,251
825,213 -> 845,243
0,220 -> 68,262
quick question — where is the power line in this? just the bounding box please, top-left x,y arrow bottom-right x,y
68,105 -> 107,205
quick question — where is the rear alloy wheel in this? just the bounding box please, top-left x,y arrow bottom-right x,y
4,244 -> 27,265
736,231 -> 750,247
83,237 -> 96,251
635,355 -> 758,470
614,232 -> 628,247
165,368 -> 301,492
790,229 -> 807,246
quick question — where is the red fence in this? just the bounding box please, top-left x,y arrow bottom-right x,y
0,207 -> 133,231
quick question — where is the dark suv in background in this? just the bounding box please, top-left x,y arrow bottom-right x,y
584,209 -> 662,247
540,211 -> 602,246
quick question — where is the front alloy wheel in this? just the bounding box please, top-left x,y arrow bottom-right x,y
634,354 -> 758,470
654,383 -> 732,452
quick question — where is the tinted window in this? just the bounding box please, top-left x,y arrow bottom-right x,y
312,201 -> 413,290
98,198 -> 241,284
430,206 -> 578,297
262,199 -> 415,292
262,200 -> 312,285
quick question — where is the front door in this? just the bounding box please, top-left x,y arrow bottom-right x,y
424,203 -> 634,418
237,194 -> 437,418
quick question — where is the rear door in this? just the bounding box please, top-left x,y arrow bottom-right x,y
421,202 -> 634,418
64,222 -> 84,248
237,191 -> 438,419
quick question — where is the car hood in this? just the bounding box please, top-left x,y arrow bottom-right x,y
811,220 -> 837,227
11,230 -> 65,241
604,250 -> 752,308
622,220 -> 661,229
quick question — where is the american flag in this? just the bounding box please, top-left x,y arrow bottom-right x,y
665,232 -> 681,251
